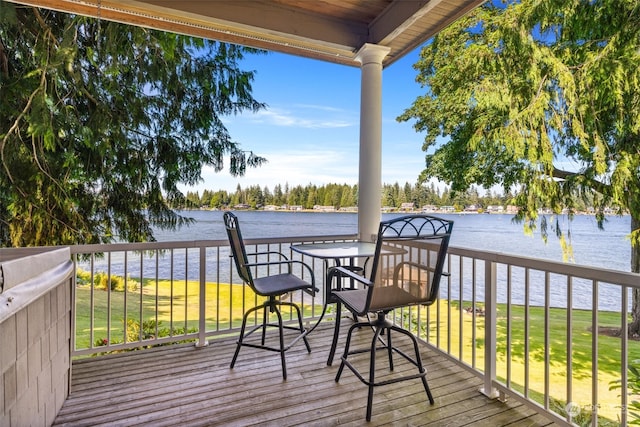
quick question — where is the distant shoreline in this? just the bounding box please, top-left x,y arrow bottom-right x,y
181,208 -> 627,216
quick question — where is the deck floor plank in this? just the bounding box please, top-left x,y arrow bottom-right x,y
54,321 -> 561,426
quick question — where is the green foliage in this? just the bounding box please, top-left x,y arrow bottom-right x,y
610,360 -> 640,424
548,397 -> 618,427
75,267 -> 92,285
76,268 -> 138,291
175,180 -> 522,212
398,0 -> 640,242
94,319 -> 197,352
0,4 -> 266,247
94,272 -> 138,292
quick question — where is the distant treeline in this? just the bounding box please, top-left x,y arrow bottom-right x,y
172,182 -> 523,211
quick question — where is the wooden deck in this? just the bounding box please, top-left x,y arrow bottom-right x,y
54,320 -> 558,426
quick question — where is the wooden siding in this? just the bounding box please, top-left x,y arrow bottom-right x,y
54,321 -> 558,426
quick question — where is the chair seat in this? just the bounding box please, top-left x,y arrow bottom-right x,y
333,286 -> 421,314
253,273 -> 316,296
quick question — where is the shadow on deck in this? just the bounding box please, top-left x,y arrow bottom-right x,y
54,320 -> 558,426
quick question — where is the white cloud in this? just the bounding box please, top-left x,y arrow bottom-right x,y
293,103 -> 349,113
183,149 -> 359,194
244,107 -> 354,129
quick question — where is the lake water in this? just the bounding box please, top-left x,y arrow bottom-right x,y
76,210 -> 631,312
156,210 -> 632,273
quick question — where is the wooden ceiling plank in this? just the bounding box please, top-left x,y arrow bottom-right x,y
138,0 -> 367,50
369,0 -> 443,45
4,0 -> 485,68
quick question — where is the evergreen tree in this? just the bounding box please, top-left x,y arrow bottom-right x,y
0,4 -> 266,245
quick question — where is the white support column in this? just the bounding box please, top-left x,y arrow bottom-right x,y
356,43 -> 390,242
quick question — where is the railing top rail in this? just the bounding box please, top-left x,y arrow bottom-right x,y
5,235 -> 637,288
447,244 -> 640,288
66,234 -> 359,254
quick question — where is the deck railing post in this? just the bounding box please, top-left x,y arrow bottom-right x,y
196,245 -> 208,347
481,259 -> 499,398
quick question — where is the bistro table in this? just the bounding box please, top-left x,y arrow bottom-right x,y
291,241 -> 379,264
290,241 -> 405,333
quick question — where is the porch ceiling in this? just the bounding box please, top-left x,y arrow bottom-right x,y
9,0 -> 485,67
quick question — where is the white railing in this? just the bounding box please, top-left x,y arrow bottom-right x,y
424,246 -> 640,427
68,235 -> 357,355
65,236 -> 640,426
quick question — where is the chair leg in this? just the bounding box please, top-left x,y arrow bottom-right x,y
260,306 -> 268,345
231,300 -> 312,381
276,300 -> 311,354
290,300 -> 311,353
272,304 -> 287,380
412,333 -> 434,404
327,301 -> 342,366
335,321 -> 361,382
231,303 -> 261,369
386,327 -> 394,371
230,319 -> 246,369
336,319 -> 435,421
390,325 -> 435,405
366,325 -> 383,422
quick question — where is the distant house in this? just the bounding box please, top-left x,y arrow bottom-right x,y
233,203 -> 250,210
288,205 -> 303,211
440,206 -> 455,213
400,202 -> 415,211
486,205 -> 504,214
263,205 -> 278,211
464,204 -> 479,213
422,205 -> 437,213
313,205 -> 335,212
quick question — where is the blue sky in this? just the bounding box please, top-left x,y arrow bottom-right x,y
186,47 -> 432,194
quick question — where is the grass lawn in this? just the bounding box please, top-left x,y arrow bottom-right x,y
75,278 -> 634,424
75,278 -> 322,349
413,299 -> 635,424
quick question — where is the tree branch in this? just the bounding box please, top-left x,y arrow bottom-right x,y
0,68 -> 47,196
0,36 -> 8,77
551,167 -> 610,195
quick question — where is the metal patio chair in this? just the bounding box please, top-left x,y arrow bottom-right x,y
326,214 -> 453,421
224,212 -> 318,380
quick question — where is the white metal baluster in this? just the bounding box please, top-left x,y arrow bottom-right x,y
591,279 -> 599,426
170,249 -> 174,334
524,267 -> 530,398
197,246 -> 208,347
621,284 -> 629,426
566,275 -> 574,420
184,248 -> 188,334
89,253 -> 95,349
154,250 -> 159,340
544,271 -> 550,410
106,252 -> 111,347
123,251 -> 128,343
139,252 -> 143,342
471,257 -> 477,369
481,259 -> 499,398
506,264 -> 512,388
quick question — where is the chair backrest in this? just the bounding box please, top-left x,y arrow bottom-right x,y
367,214 -> 454,311
223,212 -> 254,287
